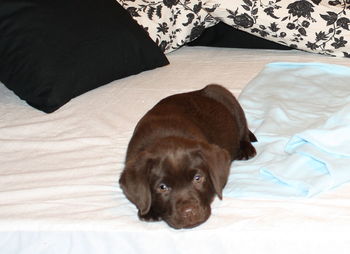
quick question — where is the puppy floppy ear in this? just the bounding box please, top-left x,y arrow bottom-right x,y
119,152 -> 154,215
199,143 -> 231,200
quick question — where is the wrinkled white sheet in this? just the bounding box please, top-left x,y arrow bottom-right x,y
1,47 -> 350,254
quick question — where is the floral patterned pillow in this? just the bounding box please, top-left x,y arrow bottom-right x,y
202,0 -> 350,57
117,0 -> 218,53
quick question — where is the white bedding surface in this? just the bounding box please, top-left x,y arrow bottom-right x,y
1,47 -> 350,254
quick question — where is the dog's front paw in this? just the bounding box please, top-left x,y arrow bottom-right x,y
237,140 -> 256,160
138,210 -> 162,222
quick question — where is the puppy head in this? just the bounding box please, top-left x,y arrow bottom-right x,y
119,138 -> 231,229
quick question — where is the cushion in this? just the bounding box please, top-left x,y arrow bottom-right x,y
188,22 -> 291,50
202,0 -> 350,57
117,0 -> 219,53
0,0 -> 169,113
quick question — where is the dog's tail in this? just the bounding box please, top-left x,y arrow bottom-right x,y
249,131 -> 257,142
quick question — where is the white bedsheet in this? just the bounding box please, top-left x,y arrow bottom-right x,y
1,47 -> 350,254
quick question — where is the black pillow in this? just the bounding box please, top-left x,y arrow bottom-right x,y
0,0 -> 169,113
189,22 -> 291,50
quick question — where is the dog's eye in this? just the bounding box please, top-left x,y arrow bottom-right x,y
193,174 -> 203,184
157,183 -> 169,193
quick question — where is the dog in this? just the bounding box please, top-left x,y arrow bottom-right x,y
119,84 -> 257,229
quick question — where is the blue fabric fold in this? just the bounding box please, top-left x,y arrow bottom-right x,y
264,104 -> 350,196
223,62 -> 350,199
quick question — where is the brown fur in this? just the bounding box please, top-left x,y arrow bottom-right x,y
119,84 -> 257,229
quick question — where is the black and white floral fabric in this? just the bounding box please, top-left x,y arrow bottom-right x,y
117,0 -> 218,53
203,0 -> 350,57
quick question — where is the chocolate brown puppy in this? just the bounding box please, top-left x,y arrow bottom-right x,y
119,84 -> 257,229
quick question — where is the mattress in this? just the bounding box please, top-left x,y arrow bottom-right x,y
1,47 -> 350,254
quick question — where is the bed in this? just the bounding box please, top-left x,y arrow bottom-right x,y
1,1 -> 350,254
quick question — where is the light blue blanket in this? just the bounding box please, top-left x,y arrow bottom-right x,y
223,62 -> 350,198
